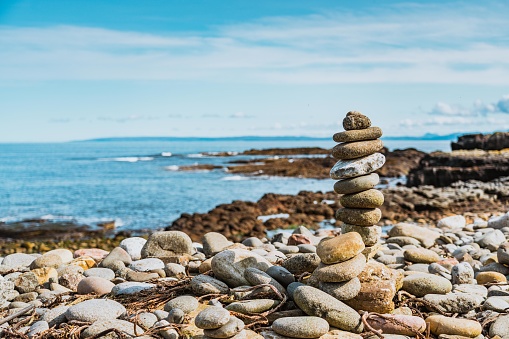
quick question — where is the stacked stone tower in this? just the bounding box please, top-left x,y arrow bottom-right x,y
330,111 -> 385,256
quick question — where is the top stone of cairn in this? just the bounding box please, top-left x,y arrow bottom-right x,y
342,111 -> 371,131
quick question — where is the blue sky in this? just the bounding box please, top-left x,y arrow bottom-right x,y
1,0 -> 509,142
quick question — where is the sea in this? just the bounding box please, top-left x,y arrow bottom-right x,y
0,139 -> 450,232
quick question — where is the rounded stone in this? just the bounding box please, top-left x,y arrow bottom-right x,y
335,208 -> 382,226
341,224 -> 381,247
334,173 -> 380,195
164,295 -> 198,314
76,276 -> 115,295
476,271 -> 507,285
367,314 -> 426,336
332,139 -> 384,160
129,258 -> 165,272
120,237 -> 147,261
293,285 -> 363,333
81,319 -> 143,338
330,153 -> 385,180
340,189 -> 384,209
343,111 -> 371,130
319,277 -> 361,301
3,253 -> 37,268
211,249 -> 271,287
402,274 -> 452,297
83,267 -> 115,281
333,127 -> 383,143
225,299 -> 279,314
42,305 -> 69,327
28,320 -> 49,338
195,306 -> 231,329
65,299 -> 126,323
141,231 -> 193,259
168,308 -> 185,324
272,316 -> 329,338
30,253 -> 63,269
266,266 -> 295,287
426,315 -> 482,337
403,248 -> 440,264
203,232 -> 234,257
451,262 -> 474,285
314,253 -> 366,283
244,267 -> 286,297
164,263 -> 186,279
316,233 -> 365,264
282,253 -> 321,275
490,314 -> 509,338
100,247 -> 132,270
111,282 -> 155,296
191,274 -> 230,296
203,316 -> 245,338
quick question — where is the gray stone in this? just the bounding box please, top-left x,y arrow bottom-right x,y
282,253 -> 320,275
164,263 -> 186,279
120,237 -> 147,261
330,153 -> 385,180
14,272 -> 39,293
164,295 -> 198,314
293,285 -> 363,333
195,306 -> 231,329
81,319 -> 143,338
191,274 -> 230,296
42,305 -> 69,327
242,237 -> 264,248
154,320 -> 178,339
279,246 -> 300,255
286,282 -> 305,299
65,299 -> 126,322
141,231 -> 193,259
272,316 -> 329,339
342,224 -> 381,247
477,230 -> 506,251
266,266 -> 295,287
211,249 -> 271,287
423,293 -> 484,313
483,296 -> 509,312
319,277 -> 361,301
111,282 -> 155,296
100,247 -> 132,270
489,314 -> 509,338
77,276 -> 115,295
129,258 -> 165,272
203,232 -> 234,257
387,223 -> 441,248
297,244 -> 316,253
386,237 -> 421,247
167,308 -> 185,324
488,212 -> 509,229
437,215 -> 466,229
497,242 -> 509,265
451,262 -> 474,285
313,253 -> 366,283
453,284 -> 488,298
137,312 -> 157,329
30,253 -> 63,269
402,274 -> 452,297
203,317 -> 245,338
226,299 -> 279,314
83,267 -> 115,281
2,253 -> 37,268
28,320 -> 49,338
334,173 -> 380,195
244,267 -> 286,297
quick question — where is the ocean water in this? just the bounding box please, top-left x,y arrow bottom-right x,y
0,139 -> 450,231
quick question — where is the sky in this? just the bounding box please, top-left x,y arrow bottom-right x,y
1,0 -> 509,142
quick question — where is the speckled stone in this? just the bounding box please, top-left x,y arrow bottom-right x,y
272,316 -> 329,338
340,189 -> 384,208
343,111 -> 371,130
316,233 -> 365,264
314,253 -> 366,283
333,127 -> 383,143
426,315 -> 482,337
65,299 -> 126,323
293,285 -> 363,333
81,319 -> 143,338
330,153 -> 385,180
191,274 -> 230,296
402,274 -> 452,297
164,295 -> 198,314
195,306 -> 231,329
336,208 -> 382,226
341,224 -> 381,247
332,140 -> 383,160
319,277 -> 361,301
334,173 -> 380,195
404,248 -> 441,264
282,253 -> 321,275
203,316 -> 245,338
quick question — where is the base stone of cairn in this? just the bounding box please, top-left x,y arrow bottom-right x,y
320,111 -> 403,313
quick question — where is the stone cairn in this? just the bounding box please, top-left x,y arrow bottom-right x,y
311,111 -> 387,309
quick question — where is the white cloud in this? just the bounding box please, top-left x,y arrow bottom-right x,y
429,102 -> 474,117
229,112 -> 254,118
1,2 -> 509,84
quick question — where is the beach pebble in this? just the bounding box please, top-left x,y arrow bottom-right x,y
423,293 -> 484,313
279,245 -> 300,254
111,281 -> 155,295
404,248 -> 440,263
226,299 -> 279,314
141,231 -> 193,259
27,320 -> 49,338
332,140 -> 384,160
244,267 -> 286,296
426,315 -> 482,337
437,215 -> 466,229
167,308 -> 185,324
476,230 -> 505,251
14,272 -> 39,293
3,253 -> 37,268
154,320 -> 178,339
293,285 -> 363,333
333,126 -> 383,143
282,253 -> 321,275
488,211 -> 509,229
316,232 -> 364,265
203,316 -> 245,338
335,208 -> 382,226
83,267 -> 115,280
297,244 -> 316,253
81,319 -> 143,338
483,296 -> 509,312
272,316 -> 329,338
367,314 -> 426,336
137,312 -> 158,328
343,111 -> 371,130
242,237 -> 265,248
30,253 -> 63,269
402,273 -> 452,297
266,266 -> 295,287
319,277 -> 361,301
313,253 -> 366,283
65,299 -> 126,322
388,223 -> 440,248
76,276 -> 115,295
74,248 -> 108,261
164,263 -> 186,279
164,295 -> 198,314
489,314 -> 509,338
451,262 -> 475,284
191,274 -> 230,295
45,249 -> 74,264
476,271 -> 507,284
100,247 -> 132,270
119,237 -> 147,261
334,173 -> 379,195
342,224 -> 381,247
32,267 -> 58,284
203,232 -> 234,257
288,234 -> 312,246
340,188 -> 384,208
497,242 -> 509,265
211,249 -> 271,287
42,305 -> 69,327
330,153 -> 385,180
195,306 -> 231,329
129,258 -> 165,272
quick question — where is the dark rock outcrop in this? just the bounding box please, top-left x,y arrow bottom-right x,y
407,151 -> 509,187
451,132 -> 509,151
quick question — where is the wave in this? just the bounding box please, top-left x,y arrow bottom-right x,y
187,153 -> 204,158
98,157 -> 154,163
161,152 -> 173,157
220,175 -> 249,181
165,165 -> 180,171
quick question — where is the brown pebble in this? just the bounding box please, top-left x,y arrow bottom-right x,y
314,253 -> 366,283
332,139 -> 383,160
336,208 -> 382,226
340,189 -> 384,208
343,111 -> 371,130
333,127 -> 383,143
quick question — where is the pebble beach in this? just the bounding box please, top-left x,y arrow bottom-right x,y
2,112 -> 509,339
